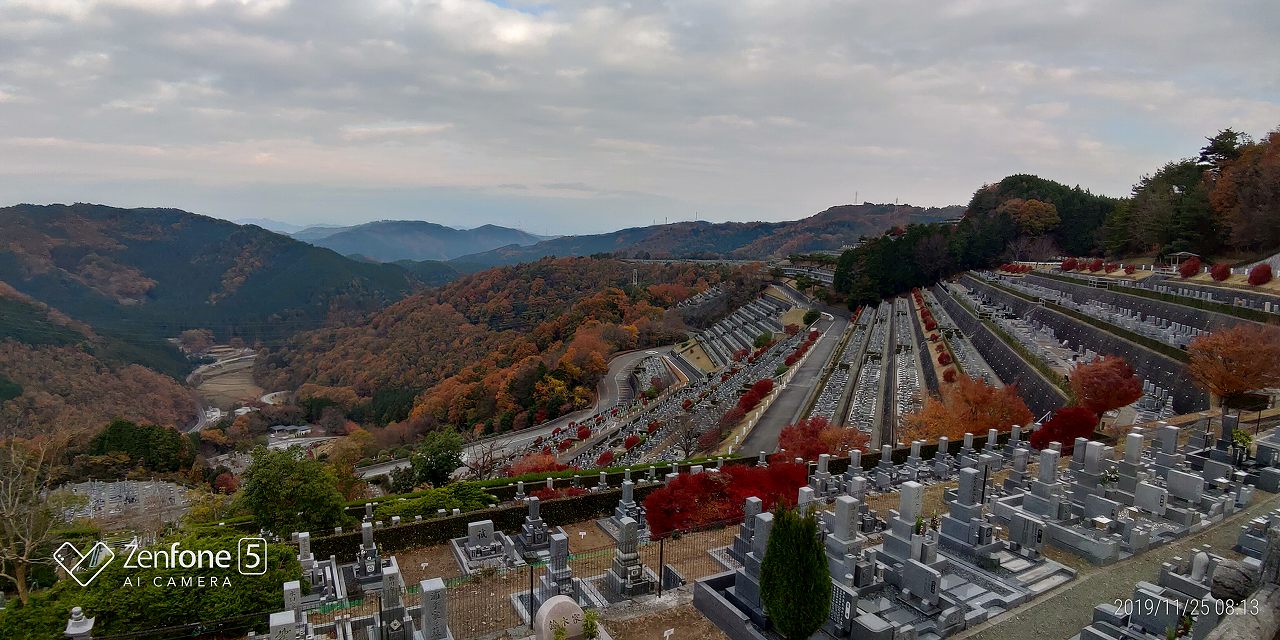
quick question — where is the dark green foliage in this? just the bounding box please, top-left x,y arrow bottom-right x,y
372,483 -> 495,520
0,532 -> 301,639
349,387 -> 418,425
391,259 -> 462,286
237,447 -> 350,535
1198,128 -> 1251,171
753,332 -> 773,349
1110,160 -> 1218,257
965,174 -> 1119,256
760,506 -> 831,640
802,308 -> 821,325
0,374 -> 21,402
86,419 -> 194,473
407,429 -> 465,488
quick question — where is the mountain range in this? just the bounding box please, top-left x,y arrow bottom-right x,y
447,203 -> 964,269
290,220 -> 548,262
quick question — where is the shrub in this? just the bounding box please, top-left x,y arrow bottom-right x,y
529,486 -> 588,501
647,421 -> 662,434
1061,258 -> 1078,271
624,435 -> 641,449
937,352 -> 952,366
557,439 -> 574,452
1104,263 -> 1118,273
1029,407 -> 1098,453
596,451 -> 614,467
943,368 -> 957,383
508,453 -> 568,476
1211,263 -> 1232,281
760,506 -> 831,640
643,462 -> 808,537
929,333 -> 939,342
1249,263 -> 1273,286
1087,258 -> 1104,272
924,319 -> 938,331
719,407 -> 746,429
1178,256 -> 1201,278
1124,264 -> 1136,275
576,425 -> 592,440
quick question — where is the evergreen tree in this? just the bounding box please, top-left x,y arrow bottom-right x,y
760,505 -> 831,640
237,447 -> 350,535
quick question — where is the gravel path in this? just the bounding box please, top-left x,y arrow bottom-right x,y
959,490 -> 1280,640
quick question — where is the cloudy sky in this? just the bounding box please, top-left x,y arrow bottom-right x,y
1,0 -> 1278,234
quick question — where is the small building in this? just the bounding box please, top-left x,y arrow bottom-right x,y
270,424 -> 313,438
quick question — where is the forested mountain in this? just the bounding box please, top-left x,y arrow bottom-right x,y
965,175 -> 1120,256
0,283 -> 196,436
450,203 -> 962,269
296,220 -> 546,262
0,204 -> 421,352
255,256 -> 761,438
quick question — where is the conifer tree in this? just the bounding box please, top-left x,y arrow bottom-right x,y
760,505 -> 831,639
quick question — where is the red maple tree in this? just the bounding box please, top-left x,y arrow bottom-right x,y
1068,355 -> 1143,416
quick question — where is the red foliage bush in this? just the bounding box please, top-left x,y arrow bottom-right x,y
643,462 -> 808,537
924,319 -> 938,331
681,398 -> 694,411
596,451 -> 614,467
647,421 -> 662,434
785,323 -> 800,336
1061,258 -> 1078,271
1124,264 -> 1136,275
929,333 -> 939,342
1210,263 -> 1232,281
1104,263 -> 1118,273
937,352 -> 953,366
1029,407 -> 1098,453
1087,258 -> 1104,272
1179,256 -> 1202,278
557,439 -> 574,452
576,425 -> 592,440
624,434 -> 641,449
719,406 -> 746,429
1249,263 -> 1273,286
942,368 -> 957,383
697,429 -> 723,452
509,453 -> 569,476
735,379 -> 775,414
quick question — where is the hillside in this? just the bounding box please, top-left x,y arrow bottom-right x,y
0,284 -> 196,436
255,256 -> 761,435
0,204 -> 421,350
450,203 -> 962,269
296,220 -> 546,262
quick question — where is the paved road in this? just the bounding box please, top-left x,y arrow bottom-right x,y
739,314 -> 849,454
355,346 -> 673,479
959,490 -> 1280,640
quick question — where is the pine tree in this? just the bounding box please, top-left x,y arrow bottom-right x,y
760,505 -> 831,640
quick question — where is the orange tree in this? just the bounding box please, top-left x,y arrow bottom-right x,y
1068,355 -> 1143,419
901,374 -> 1033,442
1187,324 -> 1280,411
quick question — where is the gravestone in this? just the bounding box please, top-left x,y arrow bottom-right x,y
533,595 -> 585,640
604,517 -> 654,598
418,578 -> 451,640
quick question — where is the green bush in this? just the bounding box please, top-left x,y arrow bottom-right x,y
372,483 -> 496,521
760,506 -> 830,639
803,309 -> 821,325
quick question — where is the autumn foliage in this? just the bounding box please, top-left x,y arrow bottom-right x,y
1087,258 -> 1104,272
901,374 -> 1033,442
776,417 -> 869,461
624,434 -> 641,449
1029,407 -> 1098,453
1249,263 -> 1273,286
508,453 -> 570,476
642,462 -> 808,537
1061,258 -> 1078,271
596,451 -> 614,467
1210,263 -> 1232,281
1124,264 -> 1136,275
1179,256 -> 1202,278
1069,356 -> 1143,416
942,368 -> 957,383
1187,324 -> 1280,407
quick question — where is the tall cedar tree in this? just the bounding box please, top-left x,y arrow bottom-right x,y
760,506 -> 831,640
1187,324 -> 1280,410
1069,356 -> 1143,416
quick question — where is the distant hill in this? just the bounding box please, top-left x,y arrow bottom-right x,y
0,204 -> 421,351
449,203 -> 963,269
0,282 -> 197,436
233,217 -> 311,234
295,220 -> 547,262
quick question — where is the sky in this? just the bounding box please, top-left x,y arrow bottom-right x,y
1,1 -> 1278,234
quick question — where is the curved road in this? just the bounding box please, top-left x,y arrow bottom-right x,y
355,346 -> 673,479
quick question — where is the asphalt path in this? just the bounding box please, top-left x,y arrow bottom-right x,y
739,314 -> 848,454
354,346 -> 672,479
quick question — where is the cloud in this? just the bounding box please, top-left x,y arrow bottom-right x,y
0,0 -> 1276,231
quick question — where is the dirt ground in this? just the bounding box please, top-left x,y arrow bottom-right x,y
196,360 -> 263,410
605,603 -> 730,640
